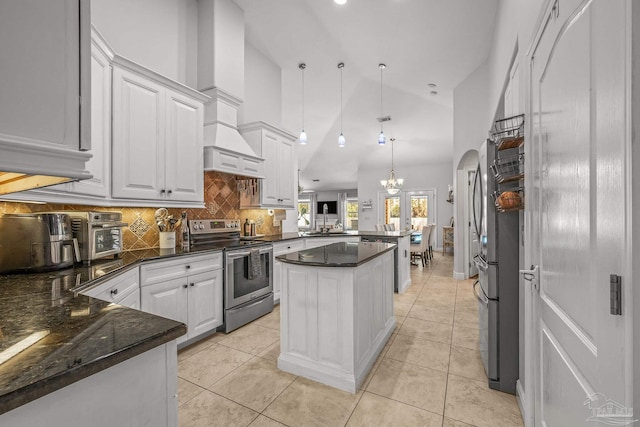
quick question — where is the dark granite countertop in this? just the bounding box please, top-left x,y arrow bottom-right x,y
0,244 -> 224,415
258,230 -> 411,244
276,241 -> 396,267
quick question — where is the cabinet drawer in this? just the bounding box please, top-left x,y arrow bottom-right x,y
273,239 -> 305,256
81,267 -> 139,304
140,252 -> 222,286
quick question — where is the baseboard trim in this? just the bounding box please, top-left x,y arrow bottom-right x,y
516,379 -> 529,426
453,271 -> 466,280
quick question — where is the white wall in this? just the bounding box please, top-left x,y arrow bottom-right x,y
357,162 -> 453,248
92,0 -> 198,88
239,42 -> 282,126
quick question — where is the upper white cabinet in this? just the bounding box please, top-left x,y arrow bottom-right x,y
111,58 -> 208,205
0,0 -> 92,195
2,26 -> 209,207
40,27 -> 114,200
239,122 -> 296,208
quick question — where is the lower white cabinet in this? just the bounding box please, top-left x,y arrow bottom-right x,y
140,253 -> 223,345
272,239 -> 305,303
80,267 -> 140,310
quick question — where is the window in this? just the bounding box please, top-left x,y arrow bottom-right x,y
410,195 -> 429,230
384,196 -> 401,230
346,199 -> 358,230
298,201 -> 311,230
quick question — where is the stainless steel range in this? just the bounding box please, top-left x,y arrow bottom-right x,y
189,219 -> 273,333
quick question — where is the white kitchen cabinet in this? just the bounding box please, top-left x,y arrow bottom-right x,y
239,122 -> 296,208
2,27 -> 208,208
112,58 -> 207,205
140,252 -> 223,345
0,0 -> 92,195
32,27 -> 114,201
80,267 -> 140,310
272,239 -> 305,303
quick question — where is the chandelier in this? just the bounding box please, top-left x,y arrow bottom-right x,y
380,138 -> 403,194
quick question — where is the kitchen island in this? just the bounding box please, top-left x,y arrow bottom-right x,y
277,241 -> 396,393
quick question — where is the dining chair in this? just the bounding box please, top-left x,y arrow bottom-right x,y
409,225 -> 429,267
427,224 -> 436,260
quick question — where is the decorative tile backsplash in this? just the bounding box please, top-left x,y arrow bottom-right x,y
0,171 -> 284,251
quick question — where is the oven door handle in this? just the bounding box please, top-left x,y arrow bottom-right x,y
92,222 -> 129,229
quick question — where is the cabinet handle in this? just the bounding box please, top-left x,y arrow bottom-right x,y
110,289 -> 118,295
160,189 -> 165,194
186,265 -> 191,269
167,189 -> 172,194
190,283 -> 194,287
183,284 -> 188,289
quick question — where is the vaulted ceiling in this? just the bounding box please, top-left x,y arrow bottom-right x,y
236,0 -> 497,191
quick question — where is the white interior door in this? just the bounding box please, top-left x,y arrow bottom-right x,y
529,1 -> 632,425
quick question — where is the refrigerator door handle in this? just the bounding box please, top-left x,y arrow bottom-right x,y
473,253 -> 489,272
473,279 -> 489,305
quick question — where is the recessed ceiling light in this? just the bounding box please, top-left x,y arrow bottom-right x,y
427,83 -> 437,88
334,0 -> 347,4
430,90 -> 438,95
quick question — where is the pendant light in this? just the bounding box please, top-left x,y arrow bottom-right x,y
378,63 -> 386,145
298,63 -> 307,145
380,137 -> 404,194
337,62 -> 346,148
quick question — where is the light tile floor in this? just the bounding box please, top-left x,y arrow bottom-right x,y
178,253 -> 524,427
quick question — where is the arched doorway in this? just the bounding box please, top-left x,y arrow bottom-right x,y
454,149 -> 480,279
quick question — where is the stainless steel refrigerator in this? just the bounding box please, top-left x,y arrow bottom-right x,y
472,139 -> 519,394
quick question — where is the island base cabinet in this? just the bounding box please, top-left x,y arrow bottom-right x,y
0,341 -> 178,427
278,251 -> 395,393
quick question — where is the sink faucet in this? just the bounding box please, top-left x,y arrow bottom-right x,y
322,203 -> 328,233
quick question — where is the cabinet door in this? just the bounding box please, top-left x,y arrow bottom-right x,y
65,39 -> 111,197
276,137 -> 295,206
140,278 -> 188,328
261,131 -> 280,205
116,288 -> 140,310
187,270 -> 223,339
0,0 -> 81,151
112,66 -> 165,200
164,89 -> 204,203
71,39 -> 111,197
